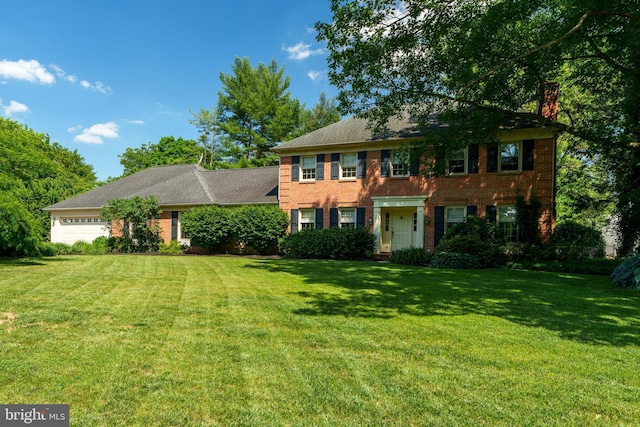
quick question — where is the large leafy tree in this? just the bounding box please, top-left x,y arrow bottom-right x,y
0,117 -> 96,254
216,57 -> 304,166
118,136 -> 202,176
318,0 -> 640,255
295,92 -> 342,138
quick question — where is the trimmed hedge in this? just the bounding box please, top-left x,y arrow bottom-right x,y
279,227 -> 375,260
390,247 -> 430,266
429,252 -> 482,269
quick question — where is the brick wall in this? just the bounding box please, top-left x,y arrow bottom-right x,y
280,138 -> 556,250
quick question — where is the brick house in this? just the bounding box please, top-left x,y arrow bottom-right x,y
272,113 -> 558,255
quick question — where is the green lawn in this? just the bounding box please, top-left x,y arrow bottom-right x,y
0,255 -> 639,426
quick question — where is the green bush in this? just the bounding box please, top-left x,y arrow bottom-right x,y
390,247 -> 430,266
507,258 -> 618,276
232,205 -> 289,254
429,252 -> 481,269
181,206 -> 234,251
279,227 -> 375,260
436,216 -> 505,268
552,220 -> 606,260
0,194 -> 42,257
610,254 -> 640,290
158,240 -> 185,255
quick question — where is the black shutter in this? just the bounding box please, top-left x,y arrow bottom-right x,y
486,205 -> 497,223
468,144 -> 479,174
316,154 -> 325,180
331,153 -> 340,180
410,152 -> 420,176
435,146 -> 446,176
290,209 -> 298,233
291,156 -> 300,181
330,208 -> 339,228
381,150 -> 391,177
356,207 -> 366,227
523,139 -> 535,170
315,208 -> 324,230
357,151 -> 367,178
171,211 -> 179,241
487,143 -> 498,173
466,205 -> 477,217
434,206 -> 445,246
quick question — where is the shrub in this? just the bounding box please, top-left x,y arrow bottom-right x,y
552,220 -> 606,260
429,252 -> 481,269
436,216 -> 505,267
390,247 -> 430,266
610,254 -> 640,290
232,205 -> 289,254
101,195 -> 162,253
279,227 -> 375,260
181,205 -> 234,251
158,240 -> 185,255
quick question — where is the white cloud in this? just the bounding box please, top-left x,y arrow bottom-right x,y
74,122 -> 119,144
0,99 -> 29,117
80,80 -> 112,94
50,64 -> 78,83
0,59 -> 55,84
125,119 -> 145,125
283,42 -> 324,61
67,125 -> 83,132
307,70 -> 325,82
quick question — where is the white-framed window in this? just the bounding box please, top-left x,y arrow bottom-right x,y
445,206 -> 467,231
300,209 -> 316,230
447,148 -> 467,175
391,150 -> 410,177
339,208 -> 356,228
340,153 -> 357,179
497,205 -> 518,243
500,142 -> 521,172
301,156 -> 316,181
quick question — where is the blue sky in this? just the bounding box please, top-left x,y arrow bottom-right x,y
0,1 -> 337,180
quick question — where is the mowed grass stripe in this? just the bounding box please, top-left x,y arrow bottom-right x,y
0,255 -> 639,426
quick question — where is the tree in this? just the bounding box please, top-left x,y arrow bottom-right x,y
189,108 -> 221,168
318,0 -> 640,255
118,136 -> 201,176
0,117 -> 96,247
295,92 -> 342,137
100,196 -> 162,252
216,57 -> 304,166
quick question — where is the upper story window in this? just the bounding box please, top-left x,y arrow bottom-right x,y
340,153 -> 357,179
301,156 -> 316,181
392,150 -> 410,177
445,206 -> 467,231
447,148 -> 467,175
300,209 -> 316,230
497,205 -> 518,243
500,142 -> 521,172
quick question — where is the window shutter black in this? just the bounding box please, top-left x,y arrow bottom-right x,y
410,152 -> 420,176
487,143 -> 498,173
331,153 -> 340,180
356,207 -> 366,227
434,206 -> 445,246
435,146 -> 446,176
291,156 -> 300,181
315,208 -> 324,230
316,154 -> 325,180
523,139 -> 535,170
330,208 -> 339,228
381,150 -> 391,177
468,144 -> 479,174
171,211 -> 179,241
486,205 -> 497,223
357,151 -> 367,178
290,209 -> 298,233
466,205 -> 477,217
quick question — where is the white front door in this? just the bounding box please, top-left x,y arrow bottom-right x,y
391,209 -> 413,251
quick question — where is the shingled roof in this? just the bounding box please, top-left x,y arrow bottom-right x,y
272,112 -> 422,153
45,164 -> 279,210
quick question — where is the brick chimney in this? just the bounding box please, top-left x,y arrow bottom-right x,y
539,82 -> 559,121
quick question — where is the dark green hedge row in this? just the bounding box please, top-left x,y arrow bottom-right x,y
279,227 -> 375,260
